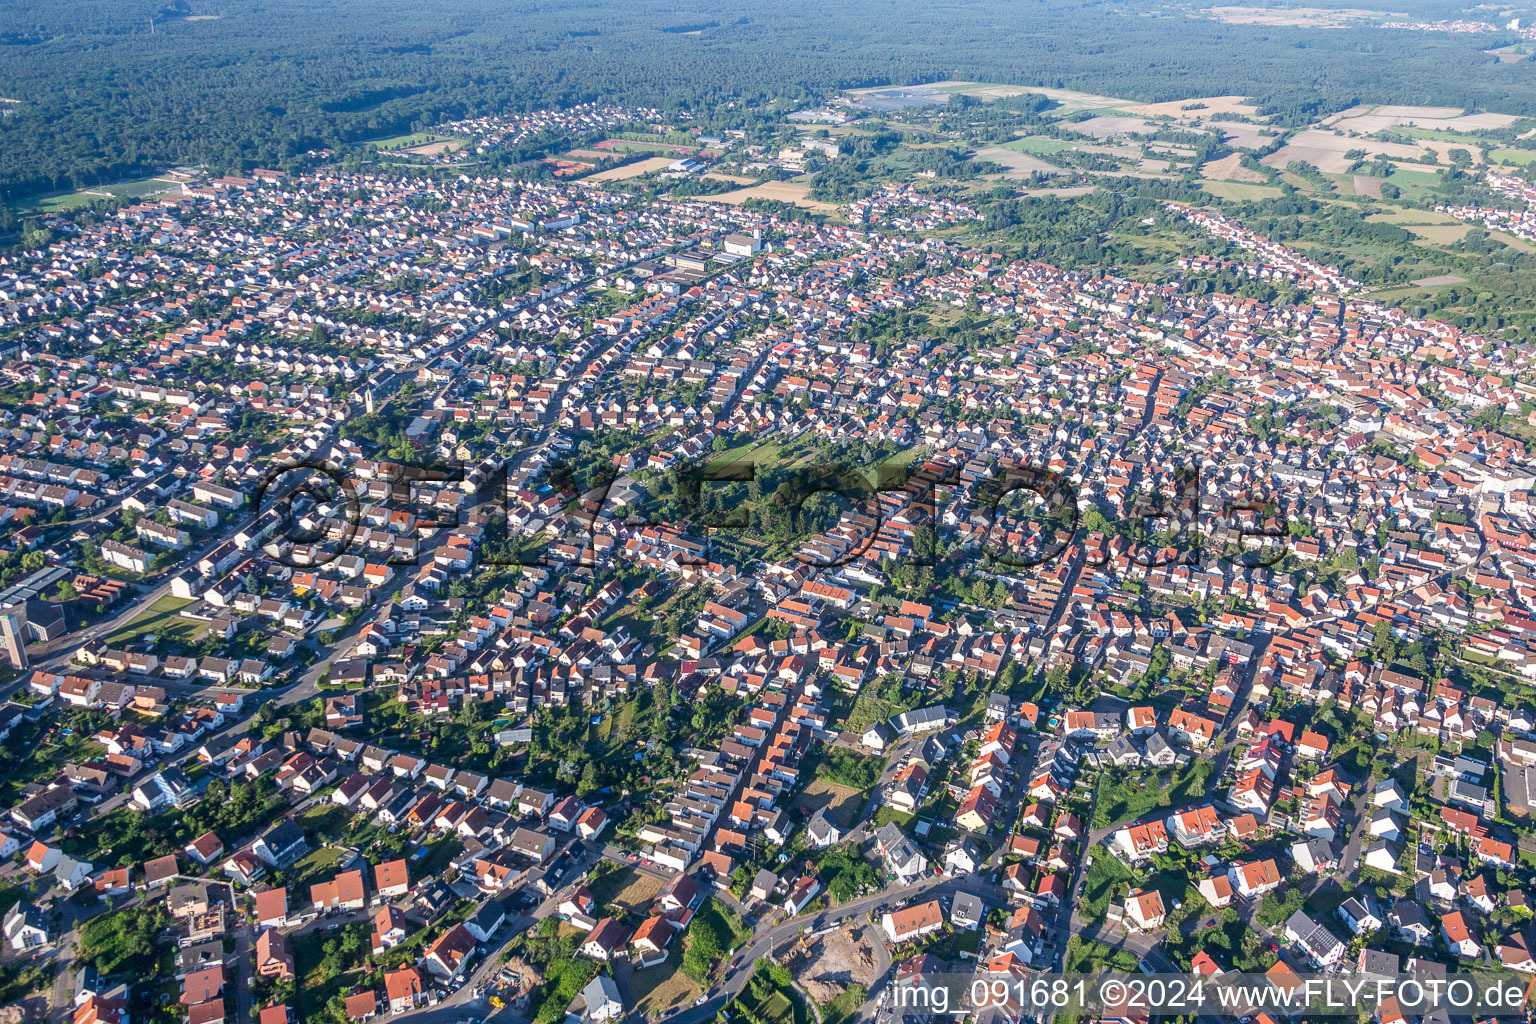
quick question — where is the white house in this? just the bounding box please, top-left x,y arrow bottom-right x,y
579,975 -> 624,1022
3,902 -> 47,950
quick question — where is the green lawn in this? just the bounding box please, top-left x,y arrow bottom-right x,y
88,177 -> 180,199
1004,136 -> 1071,155
1385,168 -> 1443,187
1490,148 -> 1536,166
366,132 -> 470,150
298,802 -> 354,842
294,922 -> 371,1021
1079,844 -> 1133,925
0,713 -> 107,805
696,897 -> 751,951
1092,760 -> 1213,829
289,845 -> 350,890
28,190 -> 105,212
102,595 -> 198,646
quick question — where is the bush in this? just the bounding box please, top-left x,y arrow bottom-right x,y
815,748 -> 881,789
79,905 -> 167,975
680,914 -> 722,983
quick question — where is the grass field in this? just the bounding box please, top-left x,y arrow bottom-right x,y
366,132 -> 468,151
588,865 -> 664,913
294,922 -> 370,1021
1491,148 -> 1536,165
1004,136 -> 1071,155
697,897 -> 752,950
627,953 -> 702,1019
1386,168 -> 1443,187
289,844 -> 351,889
85,177 -> 180,199
103,595 -> 198,646
728,974 -> 814,1024
707,438 -> 784,468
1092,759 -> 1214,829
797,777 -> 866,830
840,686 -> 916,734
1390,127 -> 1494,148
1080,844 -> 1134,925
1405,223 -> 1470,244
28,190 -> 103,212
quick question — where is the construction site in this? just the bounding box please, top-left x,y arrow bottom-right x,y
775,922 -> 882,1005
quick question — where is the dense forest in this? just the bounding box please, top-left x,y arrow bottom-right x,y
1,0 -> 1533,199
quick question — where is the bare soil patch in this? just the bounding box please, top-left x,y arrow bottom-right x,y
790,927 -> 879,1005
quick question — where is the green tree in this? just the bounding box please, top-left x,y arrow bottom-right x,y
577,761 -> 600,798
681,916 -> 723,982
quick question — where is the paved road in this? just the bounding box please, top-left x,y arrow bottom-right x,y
666,876 -> 1005,1024
394,872 -> 1003,1024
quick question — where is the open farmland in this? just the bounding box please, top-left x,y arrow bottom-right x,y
698,181 -> 838,211
1067,116 -> 1155,140
974,145 -> 1063,178
1121,95 -> 1260,118
1263,129 -> 1421,174
1202,6 -> 1384,27
1200,153 -> 1266,183
588,156 -> 678,181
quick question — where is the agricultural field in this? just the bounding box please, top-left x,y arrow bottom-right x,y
1202,6 -> 1384,27
1120,94 -> 1260,118
974,145 -> 1062,178
588,156 -> 677,181
1201,153 -> 1266,183
1199,179 -> 1282,201
1491,148 -> 1536,166
1365,208 -> 1470,246
1004,136 -> 1071,155
697,181 -> 838,211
